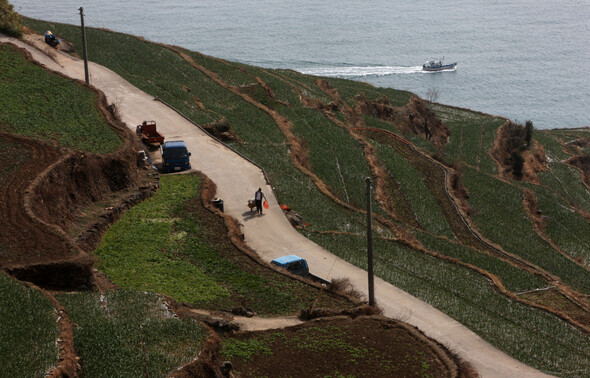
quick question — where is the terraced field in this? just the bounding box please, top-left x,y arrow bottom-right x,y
8,17 -> 590,375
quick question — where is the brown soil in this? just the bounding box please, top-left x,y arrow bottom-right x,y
0,82 -> 143,290
222,316 -> 476,378
201,119 -> 239,142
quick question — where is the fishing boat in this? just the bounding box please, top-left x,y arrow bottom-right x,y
422,59 -> 457,72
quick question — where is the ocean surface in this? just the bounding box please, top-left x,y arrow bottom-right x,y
10,0 -> 590,130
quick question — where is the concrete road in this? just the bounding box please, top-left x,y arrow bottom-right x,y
1,33 -> 552,377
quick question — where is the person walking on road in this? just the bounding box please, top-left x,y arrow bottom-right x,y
254,187 -> 266,215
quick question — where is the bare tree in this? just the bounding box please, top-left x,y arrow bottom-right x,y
426,87 -> 439,104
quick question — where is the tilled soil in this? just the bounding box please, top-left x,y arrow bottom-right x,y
0,134 -> 74,265
223,316 -> 474,378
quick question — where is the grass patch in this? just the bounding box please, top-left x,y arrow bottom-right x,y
0,44 -> 121,153
0,272 -> 58,377
94,174 -> 351,315
56,290 -> 206,377
94,174 -> 227,303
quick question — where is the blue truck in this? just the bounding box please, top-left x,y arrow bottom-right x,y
271,255 -> 330,285
160,140 -> 191,173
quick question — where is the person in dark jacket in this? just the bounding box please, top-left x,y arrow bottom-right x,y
44,31 -> 60,47
254,188 -> 266,214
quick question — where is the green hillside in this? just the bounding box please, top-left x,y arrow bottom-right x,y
6,17 -> 590,375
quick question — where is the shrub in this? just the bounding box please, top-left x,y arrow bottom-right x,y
0,0 -> 23,38
511,150 -> 524,179
525,120 -> 534,146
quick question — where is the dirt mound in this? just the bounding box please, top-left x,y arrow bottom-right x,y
1,136 -> 140,289
354,94 -> 450,147
202,119 -> 238,142
30,149 -> 139,231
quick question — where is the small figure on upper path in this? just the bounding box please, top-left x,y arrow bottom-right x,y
254,188 -> 266,215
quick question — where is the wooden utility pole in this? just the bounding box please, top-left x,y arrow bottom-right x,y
79,7 -> 89,84
365,177 -> 375,307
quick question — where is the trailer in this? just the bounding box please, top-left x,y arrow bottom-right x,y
136,121 -> 165,148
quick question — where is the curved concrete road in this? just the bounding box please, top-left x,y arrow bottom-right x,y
2,34 -> 552,378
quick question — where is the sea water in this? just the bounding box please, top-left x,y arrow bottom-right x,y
10,0 -> 590,130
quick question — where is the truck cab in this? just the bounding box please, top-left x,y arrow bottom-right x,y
160,140 -> 191,173
271,255 -> 310,276
271,255 -> 330,284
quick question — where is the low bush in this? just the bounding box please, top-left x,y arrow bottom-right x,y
0,0 -> 23,38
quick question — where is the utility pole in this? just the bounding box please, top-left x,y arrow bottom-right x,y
365,177 -> 375,307
79,7 -> 89,84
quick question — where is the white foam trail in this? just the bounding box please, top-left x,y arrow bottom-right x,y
296,65 -> 424,77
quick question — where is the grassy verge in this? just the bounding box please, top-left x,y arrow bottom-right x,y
94,174 -> 227,303
0,43 -> 121,153
56,290 -> 206,377
0,272 -> 58,377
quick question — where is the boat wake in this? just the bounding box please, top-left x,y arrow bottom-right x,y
295,64 -> 425,78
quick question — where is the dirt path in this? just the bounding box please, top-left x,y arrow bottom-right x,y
0,33 -> 553,377
189,309 -> 304,332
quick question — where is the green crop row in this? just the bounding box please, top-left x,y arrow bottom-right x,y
0,272 -> 58,377
463,166 -> 590,293
534,130 -> 570,161
416,232 -> 546,293
533,185 -> 590,264
0,44 -> 121,154
56,290 -> 206,377
435,104 -> 502,174
538,162 -> 590,213
373,142 -> 454,238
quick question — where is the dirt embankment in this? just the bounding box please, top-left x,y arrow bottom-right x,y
354,93 -> 450,147
1,89 -> 145,290
565,137 -> 590,187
